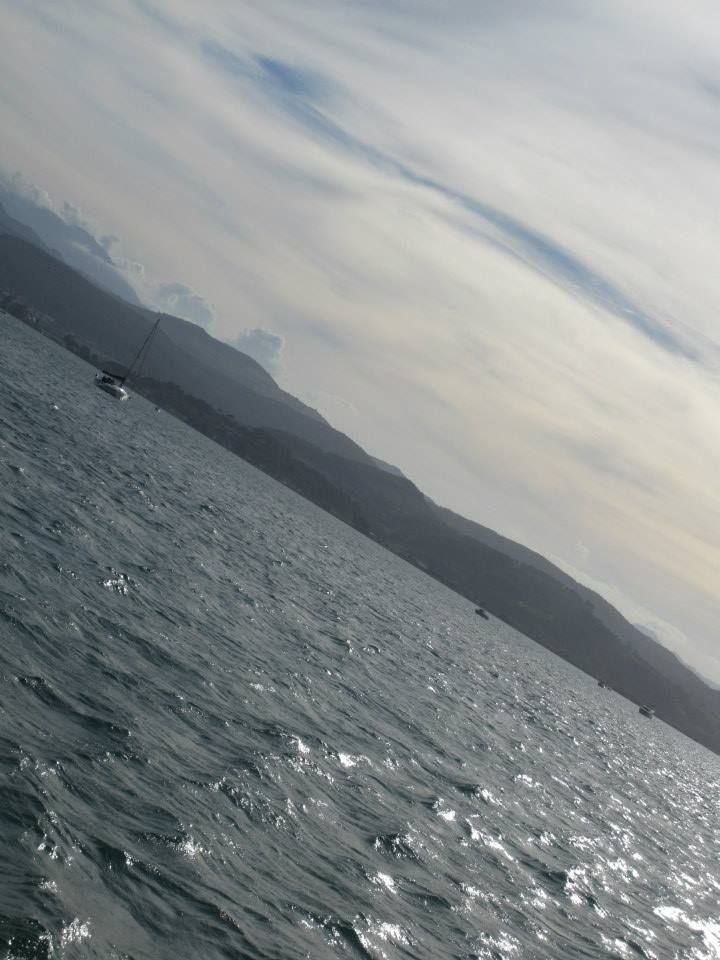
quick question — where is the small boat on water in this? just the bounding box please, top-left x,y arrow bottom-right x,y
597,679 -> 608,688
95,371 -> 128,400
639,704 -> 655,718
95,316 -> 161,401
475,607 -> 489,620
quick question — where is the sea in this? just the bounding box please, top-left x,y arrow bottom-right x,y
1,312 -> 719,960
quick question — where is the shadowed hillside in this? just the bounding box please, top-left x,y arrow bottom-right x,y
0,235 -> 371,463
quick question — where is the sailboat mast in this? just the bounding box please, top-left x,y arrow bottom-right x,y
126,315 -> 161,383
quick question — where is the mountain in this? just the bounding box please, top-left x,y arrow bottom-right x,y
108,375 -> 720,753
434,504 -> 705,689
0,200 -> 52,253
0,186 -> 143,304
0,235 -> 371,463
370,456 -> 406,477
2,220 -> 719,754
156,311 -> 324,420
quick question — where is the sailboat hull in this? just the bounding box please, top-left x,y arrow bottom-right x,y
96,380 -> 128,400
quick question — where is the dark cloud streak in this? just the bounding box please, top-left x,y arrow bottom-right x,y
202,40 -> 697,361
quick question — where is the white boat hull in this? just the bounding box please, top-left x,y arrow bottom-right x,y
96,380 -> 128,400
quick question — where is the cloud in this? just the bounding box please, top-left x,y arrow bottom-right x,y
60,200 -> 86,228
230,327 -> 285,371
99,234 -> 119,252
154,282 -> 215,328
255,55 -> 334,102
197,11 -> 710,364
0,169 -> 52,209
118,257 -> 146,277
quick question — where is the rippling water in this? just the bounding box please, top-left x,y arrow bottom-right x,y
1,313 -> 719,960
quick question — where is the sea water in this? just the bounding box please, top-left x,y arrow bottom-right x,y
1,313 -> 718,959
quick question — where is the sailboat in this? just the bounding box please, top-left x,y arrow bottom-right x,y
95,316 -> 161,400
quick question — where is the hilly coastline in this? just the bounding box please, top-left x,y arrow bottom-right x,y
2,206 -> 718,755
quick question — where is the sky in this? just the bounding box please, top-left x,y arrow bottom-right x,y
1,0 -> 719,679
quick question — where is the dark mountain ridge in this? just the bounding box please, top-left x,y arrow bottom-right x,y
1,215 -> 717,754
0,235 -> 370,464
435,504 -> 702,687
118,373 -> 720,753
0,189 -> 143,304
0,200 -> 53,254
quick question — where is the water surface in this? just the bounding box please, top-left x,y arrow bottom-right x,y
1,314 -> 719,959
